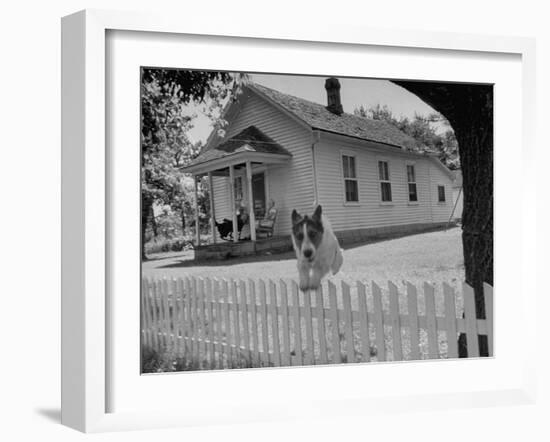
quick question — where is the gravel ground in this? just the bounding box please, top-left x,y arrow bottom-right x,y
142,226 -> 465,289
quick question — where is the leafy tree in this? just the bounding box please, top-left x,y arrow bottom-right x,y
141,69 -> 244,259
354,104 -> 459,170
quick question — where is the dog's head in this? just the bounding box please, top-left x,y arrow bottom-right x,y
291,205 -> 324,262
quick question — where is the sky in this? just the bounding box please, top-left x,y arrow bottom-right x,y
186,73 -> 440,144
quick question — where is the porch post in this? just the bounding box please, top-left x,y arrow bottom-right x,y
229,165 -> 238,243
208,172 -> 216,244
246,161 -> 256,241
194,175 -> 200,246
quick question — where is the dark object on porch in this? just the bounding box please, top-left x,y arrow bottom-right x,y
215,215 -> 247,241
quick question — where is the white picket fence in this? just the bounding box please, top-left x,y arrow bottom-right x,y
141,277 -> 493,370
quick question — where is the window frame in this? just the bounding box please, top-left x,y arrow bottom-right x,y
341,151 -> 360,205
437,184 -> 446,203
406,162 -> 419,204
377,159 -> 393,204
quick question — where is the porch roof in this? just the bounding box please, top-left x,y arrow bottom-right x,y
181,126 -> 292,175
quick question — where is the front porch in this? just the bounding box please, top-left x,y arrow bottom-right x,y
181,126 -> 292,258
194,235 -> 293,261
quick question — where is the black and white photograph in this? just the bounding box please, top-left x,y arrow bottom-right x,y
140,69 -> 493,373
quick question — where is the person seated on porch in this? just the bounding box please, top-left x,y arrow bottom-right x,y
236,201 -> 250,240
255,199 -> 277,239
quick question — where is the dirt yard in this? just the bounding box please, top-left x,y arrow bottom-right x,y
142,227 -> 464,289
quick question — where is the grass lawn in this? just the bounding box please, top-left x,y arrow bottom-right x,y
142,226 -> 465,290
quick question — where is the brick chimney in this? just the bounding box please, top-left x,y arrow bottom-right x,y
325,77 -> 343,115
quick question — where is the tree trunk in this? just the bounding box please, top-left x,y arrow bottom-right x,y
150,204 -> 158,237
392,82 -> 493,357
141,193 -> 153,261
181,208 -> 186,237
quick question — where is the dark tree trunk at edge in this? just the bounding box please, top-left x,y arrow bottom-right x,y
141,193 -> 153,261
392,81 -> 493,357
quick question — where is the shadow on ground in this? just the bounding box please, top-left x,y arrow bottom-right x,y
35,408 -> 61,423
155,250 -> 296,269
148,226 -> 459,269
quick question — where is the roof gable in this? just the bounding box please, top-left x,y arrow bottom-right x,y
186,125 -> 291,167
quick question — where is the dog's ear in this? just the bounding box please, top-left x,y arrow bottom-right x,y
291,209 -> 302,225
312,204 -> 322,221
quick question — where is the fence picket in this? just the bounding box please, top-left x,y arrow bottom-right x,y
328,281 -> 341,364
140,279 -> 149,347
171,279 -> 178,351
221,279 -> 232,368
388,282 -> 403,361
198,278 -> 207,368
147,279 -> 156,349
443,283 -> 458,359
279,280 -> 291,366
315,287 -> 328,365
231,280 -> 241,366
175,278 -> 183,357
291,282 -> 303,366
172,278 -> 181,356
239,280 -> 251,364
161,279 -> 170,348
483,283 -> 494,356
269,280 -> 281,366
191,278 -> 199,364
212,279 -> 222,369
424,283 -> 438,359
357,282 -> 370,363
157,279 -> 165,348
142,279 -> 150,348
184,277 -> 192,359
258,280 -> 269,366
153,280 -> 161,352
205,279 -> 214,369
406,282 -> 420,361
342,282 -> 355,363
372,282 -> 386,361
303,289 -> 315,365
463,282 -> 480,357
248,279 -> 261,367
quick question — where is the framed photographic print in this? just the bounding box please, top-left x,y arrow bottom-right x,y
61,9 -> 537,433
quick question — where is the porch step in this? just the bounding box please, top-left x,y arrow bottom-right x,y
195,236 -> 292,261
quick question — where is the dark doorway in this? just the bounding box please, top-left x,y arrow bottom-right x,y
252,172 -> 266,218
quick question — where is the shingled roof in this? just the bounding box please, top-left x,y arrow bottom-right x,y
249,83 -> 417,149
186,125 -> 291,167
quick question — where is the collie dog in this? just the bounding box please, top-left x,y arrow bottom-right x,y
291,205 -> 343,291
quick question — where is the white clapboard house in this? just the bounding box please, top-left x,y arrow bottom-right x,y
182,78 -> 455,259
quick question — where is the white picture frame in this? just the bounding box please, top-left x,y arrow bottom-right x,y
61,9 -> 537,433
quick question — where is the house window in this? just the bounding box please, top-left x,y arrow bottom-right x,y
233,176 -> 243,203
378,160 -> 392,202
438,185 -> 446,202
407,164 -> 418,202
342,154 -> 359,202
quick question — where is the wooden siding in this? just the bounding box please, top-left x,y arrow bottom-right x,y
427,161 -> 454,223
211,91 -> 315,236
314,134 -> 454,232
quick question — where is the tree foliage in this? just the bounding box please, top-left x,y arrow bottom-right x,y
140,69 -> 244,258
354,104 -> 460,170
